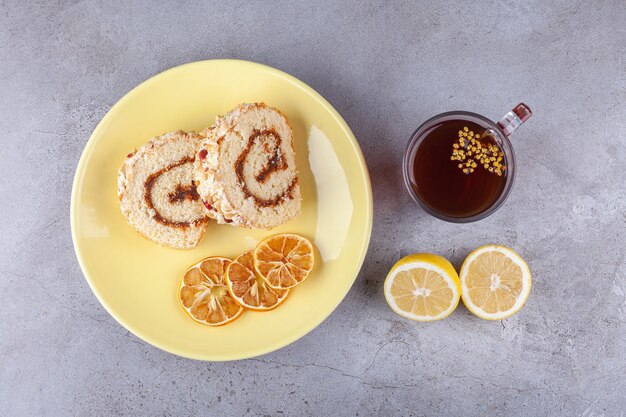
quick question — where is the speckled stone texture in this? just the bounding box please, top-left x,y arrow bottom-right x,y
1,1 -> 625,416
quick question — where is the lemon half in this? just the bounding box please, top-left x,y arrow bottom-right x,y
384,254 -> 461,322
459,245 -> 532,320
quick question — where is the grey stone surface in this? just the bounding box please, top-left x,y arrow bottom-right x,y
1,0 -> 625,415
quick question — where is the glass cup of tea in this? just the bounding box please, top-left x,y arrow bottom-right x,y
403,103 -> 532,222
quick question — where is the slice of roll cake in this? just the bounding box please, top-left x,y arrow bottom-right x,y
118,131 -> 209,249
194,103 -> 301,229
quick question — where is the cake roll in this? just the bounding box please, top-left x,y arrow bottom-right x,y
118,131 -> 209,249
194,103 -> 301,229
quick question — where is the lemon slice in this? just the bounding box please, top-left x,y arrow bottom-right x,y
384,254 -> 461,322
459,245 -> 531,320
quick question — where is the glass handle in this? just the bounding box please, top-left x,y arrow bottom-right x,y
497,103 -> 532,136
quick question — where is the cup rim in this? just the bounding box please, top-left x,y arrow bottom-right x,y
403,110 -> 517,223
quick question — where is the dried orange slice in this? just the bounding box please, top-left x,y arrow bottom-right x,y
253,234 -> 315,289
178,257 -> 244,326
226,251 -> 290,311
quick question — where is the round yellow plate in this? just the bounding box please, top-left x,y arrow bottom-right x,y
71,60 -> 373,361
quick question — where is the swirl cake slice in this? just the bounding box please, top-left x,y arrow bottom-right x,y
118,131 -> 209,249
194,103 -> 301,229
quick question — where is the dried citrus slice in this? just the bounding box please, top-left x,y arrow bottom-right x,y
226,251 -> 290,311
384,254 -> 461,322
178,257 -> 244,326
459,245 -> 531,320
253,234 -> 315,289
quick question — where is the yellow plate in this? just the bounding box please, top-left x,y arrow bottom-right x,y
71,60 -> 373,361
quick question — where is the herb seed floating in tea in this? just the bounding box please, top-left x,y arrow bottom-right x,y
450,127 -> 506,176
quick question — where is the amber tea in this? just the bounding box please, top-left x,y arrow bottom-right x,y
406,119 -> 508,219
404,105 -> 531,222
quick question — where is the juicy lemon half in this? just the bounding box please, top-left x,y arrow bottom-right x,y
384,254 -> 461,322
459,245 -> 532,320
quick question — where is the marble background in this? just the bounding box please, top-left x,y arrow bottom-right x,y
1,1 -> 625,415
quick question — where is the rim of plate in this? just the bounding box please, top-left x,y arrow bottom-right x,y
70,59 -> 373,361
